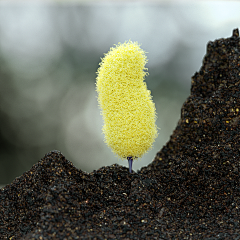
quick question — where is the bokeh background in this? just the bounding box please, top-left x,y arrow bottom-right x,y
1,1 -> 240,186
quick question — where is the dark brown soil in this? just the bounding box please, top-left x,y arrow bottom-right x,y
1,29 -> 240,239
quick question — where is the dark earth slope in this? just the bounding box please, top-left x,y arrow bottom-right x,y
1,29 -> 240,239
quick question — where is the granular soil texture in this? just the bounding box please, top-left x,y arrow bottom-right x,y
1,29 -> 240,239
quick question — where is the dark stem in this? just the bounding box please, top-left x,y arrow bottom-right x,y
127,157 -> 133,173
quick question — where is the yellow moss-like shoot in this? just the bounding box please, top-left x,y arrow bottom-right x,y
96,40 -> 158,162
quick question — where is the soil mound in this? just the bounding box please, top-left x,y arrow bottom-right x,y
1,29 -> 240,239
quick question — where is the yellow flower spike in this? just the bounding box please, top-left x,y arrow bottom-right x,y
96,40 -> 158,173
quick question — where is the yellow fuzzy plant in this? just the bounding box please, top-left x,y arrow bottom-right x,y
96,40 -> 158,173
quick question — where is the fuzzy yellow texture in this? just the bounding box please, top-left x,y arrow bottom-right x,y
96,40 -> 158,160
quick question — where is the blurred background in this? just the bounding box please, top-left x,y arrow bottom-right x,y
0,1 -> 240,186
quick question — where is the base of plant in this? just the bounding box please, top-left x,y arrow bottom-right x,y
127,156 -> 133,173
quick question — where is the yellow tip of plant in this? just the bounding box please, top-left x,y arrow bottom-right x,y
96,40 -> 158,162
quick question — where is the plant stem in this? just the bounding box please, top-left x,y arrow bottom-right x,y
127,157 -> 133,173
